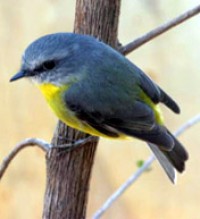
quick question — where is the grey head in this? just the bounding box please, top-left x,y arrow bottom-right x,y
10,33 -> 111,85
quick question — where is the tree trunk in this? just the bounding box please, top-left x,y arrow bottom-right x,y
42,1 -> 121,219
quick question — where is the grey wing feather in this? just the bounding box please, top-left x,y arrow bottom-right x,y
105,101 -> 155,131
66,93 -> 155,137
139,72 -> 180,113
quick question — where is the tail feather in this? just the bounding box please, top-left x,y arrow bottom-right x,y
149,130 -> 188,183
148,143 -> 176,183
163,131 -> 188,172
116,124 -> 188,182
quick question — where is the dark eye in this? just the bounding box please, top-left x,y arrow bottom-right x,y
42,60 -> 56,70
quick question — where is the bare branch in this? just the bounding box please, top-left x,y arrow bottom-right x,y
120,4 -> 200,55
174,114 -> 200,137
93,114 -> 200,219
93,155 -> 155,219
0,138 -> 50,180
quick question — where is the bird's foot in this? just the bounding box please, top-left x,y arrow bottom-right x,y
53,135 -> 98,151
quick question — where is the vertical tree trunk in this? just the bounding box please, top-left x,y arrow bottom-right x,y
42,1 -> 121,219
74,0 -> 121,47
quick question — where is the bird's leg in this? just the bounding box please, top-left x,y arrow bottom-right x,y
53,135 -> 98,151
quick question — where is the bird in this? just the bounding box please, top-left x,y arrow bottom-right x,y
10,33 -> 188,183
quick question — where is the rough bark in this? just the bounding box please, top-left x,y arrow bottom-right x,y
74,0 -> 120,47
42,1 -> 121,219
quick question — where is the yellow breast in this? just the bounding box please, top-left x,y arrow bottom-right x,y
37,83 -> 126,139
37,83 -> 80,127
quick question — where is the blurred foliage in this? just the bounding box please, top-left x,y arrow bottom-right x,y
136,160 -> 145,168
0,0 -> 200,219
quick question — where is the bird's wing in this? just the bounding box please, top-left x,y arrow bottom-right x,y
65,91 -> 156,138
65,92 -> 173,151
138,72 -> 180,113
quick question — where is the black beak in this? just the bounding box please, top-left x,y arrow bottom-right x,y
10,71 -> 25,82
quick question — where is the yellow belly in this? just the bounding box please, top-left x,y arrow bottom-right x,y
37,83 -> 126,139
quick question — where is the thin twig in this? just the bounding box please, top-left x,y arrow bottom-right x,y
0,138 -> 50,180
93,155 -> 155,219
174,114 -> 200,137
93,114 -> 200,219
120,4 -> 200,55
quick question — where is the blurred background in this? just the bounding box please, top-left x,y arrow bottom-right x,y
0,0 -> 200,218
